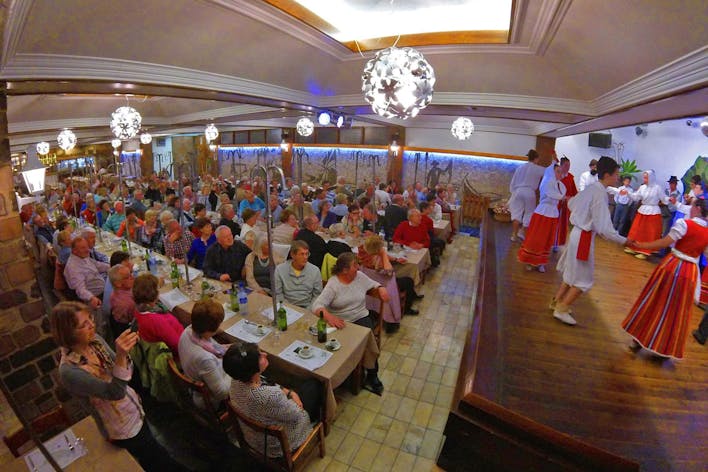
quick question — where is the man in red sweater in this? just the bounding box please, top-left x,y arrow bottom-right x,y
419,202 -> 446,266
393,209 -> 429,249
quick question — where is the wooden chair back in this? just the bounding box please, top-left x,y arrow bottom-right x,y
365,289 -> 385,349
3,406 -> 71,457
226,401 -> 325,472
166,357 -> 229,432
462,194 -> 490,225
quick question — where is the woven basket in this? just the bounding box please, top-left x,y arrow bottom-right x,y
493,213 -> 512,222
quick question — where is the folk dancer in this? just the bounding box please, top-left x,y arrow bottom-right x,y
508,149 -> 545,242
518,161 -> 566,273
624,170 -> 669,260
622,198 -> 708,359
553,156 -> 578,251
551,156 -> 630,326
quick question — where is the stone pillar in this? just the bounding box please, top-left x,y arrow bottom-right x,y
0,83 -> 83,426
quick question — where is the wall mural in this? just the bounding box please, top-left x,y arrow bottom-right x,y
402,151 -> 523,203
218,147 -> 281,182
217,146 -> 391,188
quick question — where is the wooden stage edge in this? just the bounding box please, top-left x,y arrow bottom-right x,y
438,215 -> 708,472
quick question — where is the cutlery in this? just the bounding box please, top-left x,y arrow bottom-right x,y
64,433 -> 75,452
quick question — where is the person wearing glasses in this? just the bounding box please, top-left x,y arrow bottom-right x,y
223,343 -> 321,458
51,301 -> 182,471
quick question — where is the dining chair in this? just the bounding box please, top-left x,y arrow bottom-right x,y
166,358 -> 230,433
3,406 -> 71,457
226,401 -> 325,472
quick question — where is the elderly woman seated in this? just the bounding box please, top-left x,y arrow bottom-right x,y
312,252 -> 388,395
244,231 -> 284,295
341,204 -> 363,237
358,235 -> 423,321
223,342 -> 322,458
177,299 -> 230,409
326,223 -> 351,258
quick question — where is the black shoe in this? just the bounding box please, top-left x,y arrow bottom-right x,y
385,322 -> 400,334
364,374 -> 384,396
405,308 -> 419,315
693,330 -> 707,345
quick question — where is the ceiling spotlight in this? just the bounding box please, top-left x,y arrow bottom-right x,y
451,117 -> 474,140
318,112 -> 331,126
57,129 -> 77,152
111,138 -> 122,148
110,106 -> 142,140
140,132 -> 152,145
336,115 -> 344,128
205,123 -> 219,142
36,141 -> 50,155
296,117 -> 314,137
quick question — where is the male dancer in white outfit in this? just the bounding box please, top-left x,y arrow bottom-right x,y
551,156 -> 634,325
577,159 -> 599,192
508,149 -> 545,242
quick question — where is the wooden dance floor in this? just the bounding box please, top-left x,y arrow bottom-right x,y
467,218 -> 708,471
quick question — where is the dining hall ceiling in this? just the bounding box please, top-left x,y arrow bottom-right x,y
1,0 -> 707,150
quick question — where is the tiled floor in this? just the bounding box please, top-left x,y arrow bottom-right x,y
308,235 -> 480,471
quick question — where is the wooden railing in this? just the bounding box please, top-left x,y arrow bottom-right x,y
436,215 -> 639,472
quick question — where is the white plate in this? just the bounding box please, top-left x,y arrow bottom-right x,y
325,341 -> 341,351
298,349 -> 314,359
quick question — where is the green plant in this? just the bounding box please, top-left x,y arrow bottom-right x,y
619,158 -> 641,175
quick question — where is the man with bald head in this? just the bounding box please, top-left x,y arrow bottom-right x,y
203,225 -> 251,282
64,237 -> 110,308
294,215 -> 327,268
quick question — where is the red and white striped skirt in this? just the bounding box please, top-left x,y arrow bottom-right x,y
621,254 -> 697,359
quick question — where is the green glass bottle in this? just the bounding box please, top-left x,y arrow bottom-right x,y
317,310 -> 327,343
170,261 -> 180,289
276,301 -> 287,332
121,239 -> 128,253
229,283 -> 239,312
201,280 -> 210,300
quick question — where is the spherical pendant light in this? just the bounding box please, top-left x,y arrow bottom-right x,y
140,132 -> 152,145
57,129 -> 77,152
36,142 -> 50,155
204,123 -> 219,142
451,117 -> 475,140
296,117 -> 314,137
362,46 -> 436,120
111,138 -> 122,149
110,106 -> 142,140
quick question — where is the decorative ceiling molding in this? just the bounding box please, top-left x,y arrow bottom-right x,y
1,53 -> 314,105
592,45 -> 708,115
529,0 -> 573,56
509,0 -> 527,44
208,0 -> 352,60
2,0 -> 33,68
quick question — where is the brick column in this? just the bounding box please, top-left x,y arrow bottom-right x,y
0,83 -> 83,426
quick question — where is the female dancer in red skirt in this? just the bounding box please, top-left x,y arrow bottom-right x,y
518,163 -> 566,272
624,169 -> 669,259
622,198 -> 708,359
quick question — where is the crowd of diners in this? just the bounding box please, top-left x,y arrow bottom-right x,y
19,170 -> 459,470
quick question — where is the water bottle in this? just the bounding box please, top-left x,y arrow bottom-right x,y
148,251 -> 158,276
237,282 -> 248,316
378,228 -> 386,242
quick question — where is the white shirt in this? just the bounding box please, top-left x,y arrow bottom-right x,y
431,202 -> 443,221
568,181 -> 626,244
374,189 -> 391,208
607,185 -> 633,205
578,170 -> 598,192
509,161 -> 545,193
630,184 -> 669,215
535,177 -> 566,218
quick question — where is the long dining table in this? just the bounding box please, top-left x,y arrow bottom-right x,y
96,231 -> 379,431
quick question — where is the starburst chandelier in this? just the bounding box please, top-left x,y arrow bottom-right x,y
140,132 -> 152,145
36,141 -> 50,155
362,46 -> 436,120
451,117 -> 475,140
204,123 -> 219,142
110,106 -> 142,140
296,117 -> 314,137
57,129 -> 77,152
